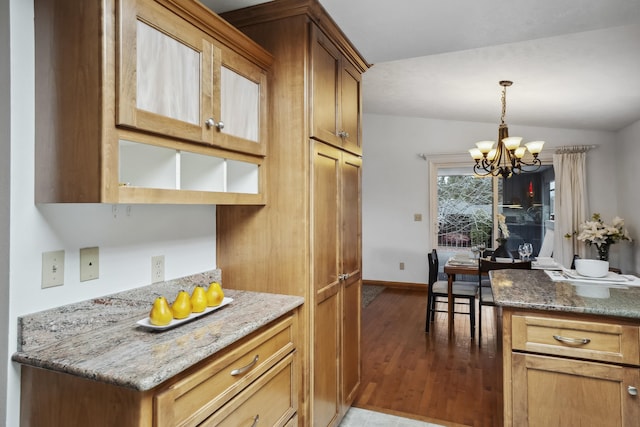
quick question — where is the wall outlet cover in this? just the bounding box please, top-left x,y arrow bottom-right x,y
80,247 -> 99,282
152,255 -> 165,283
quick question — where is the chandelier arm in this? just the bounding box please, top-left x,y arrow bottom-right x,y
473,163 -> 492,177
517,157 -> 542,167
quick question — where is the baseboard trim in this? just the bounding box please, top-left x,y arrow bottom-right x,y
363,279 -> 427,292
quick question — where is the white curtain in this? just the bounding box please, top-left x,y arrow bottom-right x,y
553,152 -> 588,267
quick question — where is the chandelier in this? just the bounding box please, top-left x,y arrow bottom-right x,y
468,81 -> 544,178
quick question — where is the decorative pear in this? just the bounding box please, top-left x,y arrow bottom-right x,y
149,296 -> 173,326
191,286 -> 207,313
171,290 -> 192,319
205,281 -> 224,307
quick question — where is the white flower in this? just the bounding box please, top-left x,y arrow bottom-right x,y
497,214 -> 510,239
576,213 -> 632,247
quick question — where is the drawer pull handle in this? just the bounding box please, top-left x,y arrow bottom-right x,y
552,335 -> 591,346
629,386 -> 638,396
230,355 -> 259,376
250,414 -> 259,427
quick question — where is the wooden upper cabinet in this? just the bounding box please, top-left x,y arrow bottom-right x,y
118,0 -> 266,157
311,27 -> 363,155
34,0 -> 271,204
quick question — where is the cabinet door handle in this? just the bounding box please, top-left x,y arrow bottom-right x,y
628,386 -> 638,396
230,354 -> 259,376
337,130 -> 350,138
552,335 -> 591,346
250,414 -> 260,427
205,117 -> 225,130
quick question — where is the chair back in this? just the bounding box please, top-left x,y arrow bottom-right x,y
479,259 -> 532,275
570,254 -> 580,269
427,250 -> 439,286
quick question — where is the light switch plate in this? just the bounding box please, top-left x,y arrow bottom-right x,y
80,247 -> 99,282
42,250 -> 65,288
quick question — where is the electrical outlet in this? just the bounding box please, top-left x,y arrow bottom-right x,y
399,262 -> 405,270
80,247 -> 99,282
152,255 -> 165,283
42,250 -> 65,288
414,213 -> 422,222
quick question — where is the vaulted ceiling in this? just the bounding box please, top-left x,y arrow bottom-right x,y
203,0 -> 640,132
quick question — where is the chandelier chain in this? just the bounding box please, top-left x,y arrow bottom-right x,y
500,85 -> 507,125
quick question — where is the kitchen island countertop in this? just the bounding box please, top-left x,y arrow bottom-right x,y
491,269 -> 640,319
12,270 -> 304,391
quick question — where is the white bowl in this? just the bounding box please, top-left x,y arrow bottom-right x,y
574,259 -> 609,278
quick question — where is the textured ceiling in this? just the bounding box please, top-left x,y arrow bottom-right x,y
203,0 -> 640,132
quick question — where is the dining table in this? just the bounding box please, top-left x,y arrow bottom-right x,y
443,256 -> 563,336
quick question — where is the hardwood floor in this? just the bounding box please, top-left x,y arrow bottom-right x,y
354,287 -> 502,427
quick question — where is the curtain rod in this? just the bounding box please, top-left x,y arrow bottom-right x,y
555,144 -> 598,154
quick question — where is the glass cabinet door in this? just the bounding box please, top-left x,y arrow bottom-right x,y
117,0 -> 217,144
218,51 -> 267,156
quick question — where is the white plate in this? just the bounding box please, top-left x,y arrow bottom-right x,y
137,297 -> 233,331
532,261 -> 563,270
562,269 -> 628,283
447,260 -> 477,266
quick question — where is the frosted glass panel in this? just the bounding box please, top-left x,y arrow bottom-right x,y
136,20 -> 200,124
119,141 -> 177,189
181,151 -> 225,192
227,160 -> 259,194
221,67 -> 259,142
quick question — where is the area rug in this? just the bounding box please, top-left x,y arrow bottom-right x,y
361,285 -> 385,308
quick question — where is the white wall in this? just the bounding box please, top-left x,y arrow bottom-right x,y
3,2 -> 218,425
361,112 -> 631,284
616,119 -> 640,273
1,0 -> 12,423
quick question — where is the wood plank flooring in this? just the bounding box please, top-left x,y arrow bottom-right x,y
353,287 -> 502,427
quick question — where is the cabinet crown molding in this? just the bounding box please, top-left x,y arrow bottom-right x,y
221,0 -> 371,73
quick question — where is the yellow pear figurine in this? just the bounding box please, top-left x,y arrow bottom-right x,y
206,281 -> 224,307
171,290 -> 192,319
149,296 -> 173,326
191,286 -> 207,313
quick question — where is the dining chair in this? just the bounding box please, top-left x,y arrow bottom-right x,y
426,249 -> 478,338
477,259 -> 532,345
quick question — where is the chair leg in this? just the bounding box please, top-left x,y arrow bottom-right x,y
425,294 -> 432,332
469,297 -> 475,339
478,303 -> 483,346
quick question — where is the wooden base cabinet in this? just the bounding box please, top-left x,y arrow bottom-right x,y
20,314 -> 298,427
217,1 -> 369,425
34,0 -> 271,204
503,309 -> 640,427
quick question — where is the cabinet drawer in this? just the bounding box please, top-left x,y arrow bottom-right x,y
155,316 -> 295,427
200,353 -> 297,426
512,314 -> 640,365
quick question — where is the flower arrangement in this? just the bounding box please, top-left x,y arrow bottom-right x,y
574,213 -> 632,261
496,213 -> 510,244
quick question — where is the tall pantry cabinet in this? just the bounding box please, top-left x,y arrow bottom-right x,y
216,1 -> 370,426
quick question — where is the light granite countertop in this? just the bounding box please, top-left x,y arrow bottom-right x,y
12,270 -> 304,391
491,269 -> 640,319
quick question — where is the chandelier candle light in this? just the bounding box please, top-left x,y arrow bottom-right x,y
469,81 -> 545,178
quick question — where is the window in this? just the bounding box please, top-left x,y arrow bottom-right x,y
434,164 -> 555,256
437,174 -> 492,248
